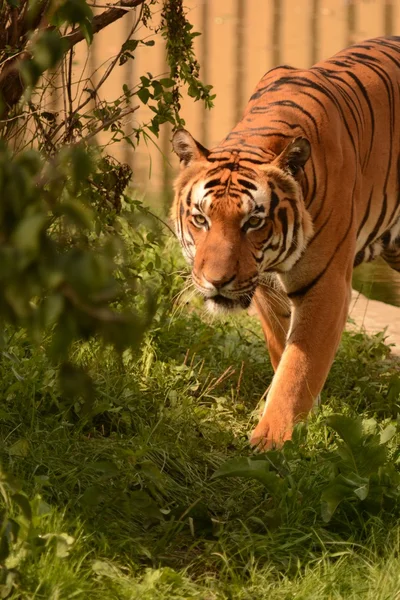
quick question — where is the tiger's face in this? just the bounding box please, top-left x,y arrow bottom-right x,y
171,130 -> 314,313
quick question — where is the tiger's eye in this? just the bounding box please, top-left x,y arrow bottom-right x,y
193,214 -> 207,227
247,216 -> 262,228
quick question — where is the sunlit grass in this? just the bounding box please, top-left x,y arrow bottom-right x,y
1,247 -> 400,598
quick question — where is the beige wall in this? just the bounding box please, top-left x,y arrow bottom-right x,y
68,1 -> 399,199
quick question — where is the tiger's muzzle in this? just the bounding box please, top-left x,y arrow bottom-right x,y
192,270 -> 256,313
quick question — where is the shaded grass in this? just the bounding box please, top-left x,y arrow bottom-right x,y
1,282 -> 400,597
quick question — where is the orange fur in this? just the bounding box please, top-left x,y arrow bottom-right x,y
171,37 -> 400,448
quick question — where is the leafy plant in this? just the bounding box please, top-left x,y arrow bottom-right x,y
0,278 -> 400,596
321,414 -> 400,522
1,0 -> 214,151
0,467 -> 75,599
212,415 -> 400,525
0,0 -> 214,406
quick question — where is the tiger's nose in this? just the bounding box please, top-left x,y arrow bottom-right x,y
203,272 -> 236,290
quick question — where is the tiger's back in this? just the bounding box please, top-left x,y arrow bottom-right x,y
221,37 -> 400,284
171,37 -> 400,447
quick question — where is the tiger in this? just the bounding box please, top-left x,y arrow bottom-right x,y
171,36 -> 400,449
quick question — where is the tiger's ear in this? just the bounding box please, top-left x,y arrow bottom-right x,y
274,137 -> 310,177
172,129 -> 210,168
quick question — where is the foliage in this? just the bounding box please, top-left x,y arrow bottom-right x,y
212,414 -> 400,525
1,0 -> 214,149
0,142 -> 149,350
2,3 -> 400,599
0,468 -> 76,598
160,0 -> 216,126
0,0 -> 214,404
0,237 -> 400,596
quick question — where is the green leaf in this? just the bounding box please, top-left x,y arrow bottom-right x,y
159,78 -> 175,88
212,457 -> 281,493
129,491 -> 164,521
325,414 -> 363,446
140,76 -> 151,87
188,83 -> 199,98
92,560 -> 120,577
68,146 -> 93,187
81,485 -> 102,507
85,461 -> 119,477
137,87 -> 151,104
321,473 -> 370,522
380,423 -> 397,445
52,0 -> 93,25
12,493 -> 32,521
151,80 -> 163,98
0,532 -> 9,563
79,18 -> 93,45
32,29 -> 66,72
39,295 -> 65,328
122,39 -> 140,52
8,439 -> 29,458
12,213 -> 48,254
321,482 -> 355,523
56,199 -> 94,230
0,568 -> 18,598
387,375 -> 400,403
59,362 -> 94,401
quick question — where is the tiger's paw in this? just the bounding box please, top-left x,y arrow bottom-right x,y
249,416 -> 293,450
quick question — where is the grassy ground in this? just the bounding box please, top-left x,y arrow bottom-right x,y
1,239 -> 400,598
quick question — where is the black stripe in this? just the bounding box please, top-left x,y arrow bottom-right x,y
278,207 -> 288,242
357,188 -> 373,237
204,178 -> 221,189
288,183 -> 356,299
269,191 -> 279,217
237,178 -> 257,190
353,250 -> 365,267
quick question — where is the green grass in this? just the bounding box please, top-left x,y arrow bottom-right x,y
1,242 -> 400,598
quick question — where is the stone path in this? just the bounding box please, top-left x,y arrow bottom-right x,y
349,289 -> 400,355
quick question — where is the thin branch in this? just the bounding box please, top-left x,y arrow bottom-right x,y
27,100 -> 57,154
49,1 -> 144,143
66,47 -> 74,139
61,283 -> 129,323
86,3 -> 139,10
84,105 -> 140,142
140,206 -> 177,237
60,52 -> 69,138
10,8 -> 19,46
63,0 -> 147,50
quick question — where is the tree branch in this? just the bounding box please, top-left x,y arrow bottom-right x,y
0,0 -> 147,118
84,104 -> 139,141
63,0 -> 146,49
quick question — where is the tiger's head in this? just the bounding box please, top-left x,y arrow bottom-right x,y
171,129 -> 314,313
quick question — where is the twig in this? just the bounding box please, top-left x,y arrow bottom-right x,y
63,0 -> 147,49
84,105 -> 140,142
86,3 -> 139,10
49,1 -> 145,143
10,8 -> 19,46
66,46 -> 74,140
60,51 -> 68,138
27,101 -> 57,154
140,206 -> 177,237
61,283 -> 128,323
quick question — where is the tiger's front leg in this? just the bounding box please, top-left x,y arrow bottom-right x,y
253,282 -> 291,372
250,268 -> 352,449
